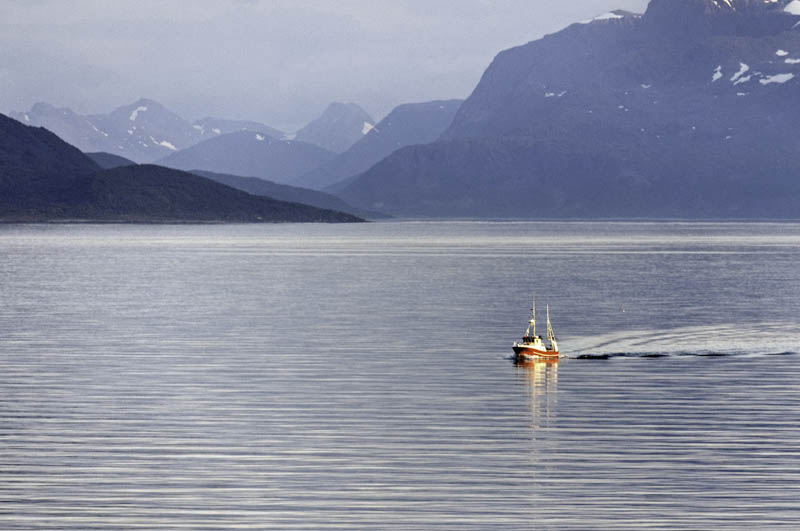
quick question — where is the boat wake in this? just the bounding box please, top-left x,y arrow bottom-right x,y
574,351 -> 797,360
566,322 -> 800,360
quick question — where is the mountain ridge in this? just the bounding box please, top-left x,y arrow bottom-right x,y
157,131 -> 336,184
292,99 -> 462,190
191,169 -> 387,219
294,102 -> 375,154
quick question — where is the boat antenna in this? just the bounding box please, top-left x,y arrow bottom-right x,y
531,295 -> 536,338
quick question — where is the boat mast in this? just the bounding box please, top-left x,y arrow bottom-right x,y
546,305 -> 555,342
530,296 -> 536,338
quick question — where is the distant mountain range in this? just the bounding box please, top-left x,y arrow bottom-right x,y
9,99 -> 380,178
140,99 -> 461,191
11,99 -> 199,163
0,113 -> 362,223
293,99 -> 463,191
156,131 -> 336,184
294,102 -> 375,153
338,0 -> 800,218
9,98 -> 287,165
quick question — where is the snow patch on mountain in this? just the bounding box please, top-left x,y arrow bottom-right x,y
786,58 -> 800,64
129,106 -> 147,121
362,122 -> 374,135
776,49 -> 789,57
580,11 -> 625,24
759,73 -> 795,84
730,63 -> 750,83
256,134 -> 265,141
712,66 -> 723,82
149,136 -> 177,150
786,1 -> 800,15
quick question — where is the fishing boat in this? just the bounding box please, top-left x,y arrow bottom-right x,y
513,298 -> 560,361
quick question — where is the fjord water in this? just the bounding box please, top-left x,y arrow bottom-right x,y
1,221 -> 799,529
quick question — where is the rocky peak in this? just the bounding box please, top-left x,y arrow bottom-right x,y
643,0 -> 797,37
30,102 -> 57,114
647,0 -> 789,16
295,102 -> 375,154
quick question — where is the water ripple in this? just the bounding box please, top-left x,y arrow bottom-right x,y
1,222 -> 800,528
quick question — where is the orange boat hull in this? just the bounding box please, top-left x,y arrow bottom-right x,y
513,345 -> 560,361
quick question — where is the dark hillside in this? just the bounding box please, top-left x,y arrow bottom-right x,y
87,152 -> 137,169
0,114 -> 362,223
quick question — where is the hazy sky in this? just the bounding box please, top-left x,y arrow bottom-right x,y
1,0 -> 648,131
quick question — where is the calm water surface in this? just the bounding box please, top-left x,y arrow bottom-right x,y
1,221 -> 799,529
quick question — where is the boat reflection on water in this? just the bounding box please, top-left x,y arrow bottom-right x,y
515,359 -> 558,430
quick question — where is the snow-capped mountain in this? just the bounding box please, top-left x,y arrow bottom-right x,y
10,99 -> 285,164
338,0 -> 800,218
89,98 -> 200,161
294,102 -> 375,153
